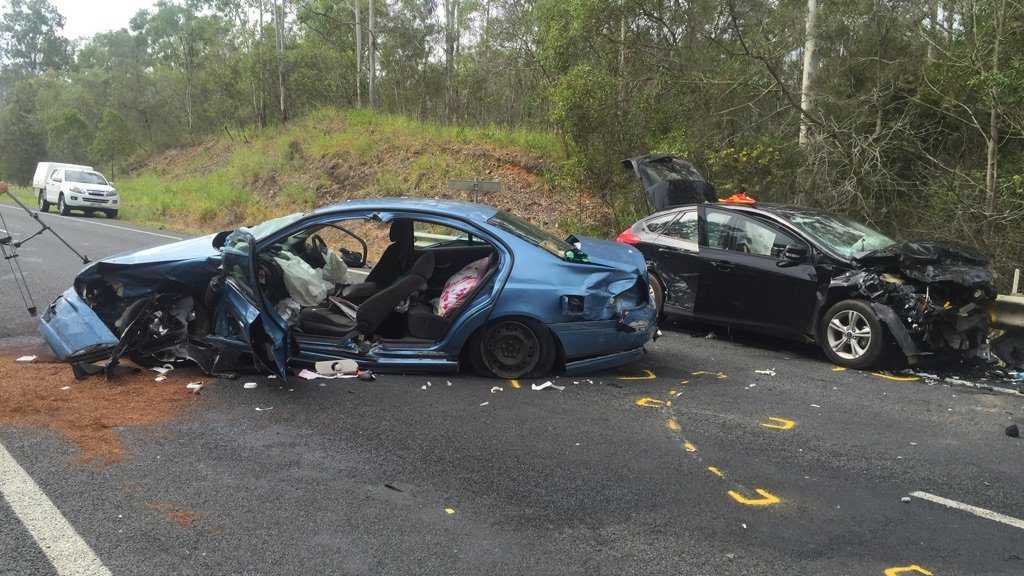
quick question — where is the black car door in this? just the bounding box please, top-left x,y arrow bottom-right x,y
698,207 -> 819,335
644,209 -> 705,314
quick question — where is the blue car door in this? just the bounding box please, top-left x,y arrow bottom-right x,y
218,230 -> 289,379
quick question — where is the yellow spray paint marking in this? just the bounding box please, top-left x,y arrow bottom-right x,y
871,372 -> 921,382
666,418 -> 681,432
759,417 -> 796,431
707,466 -> 724,478
884,565 -> 933,576
679,379 -> 690,385
690,371 -> 727,379
682,441 -> 697,452
691,371 -> 708,376
668,389 -> 677,396
444,507 -> 456,515
619,369 -> 656,380
634,397 -> 666,408
716,373 -> 728,380
509,379 -> 521,389
832,366 -> 847,372
727,488 -> 781,506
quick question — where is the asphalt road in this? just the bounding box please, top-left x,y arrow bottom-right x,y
1,213 -> 1023,575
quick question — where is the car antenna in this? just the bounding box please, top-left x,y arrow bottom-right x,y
1,189 -> 91,317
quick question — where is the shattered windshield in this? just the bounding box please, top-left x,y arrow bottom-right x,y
65,171 -> 108,185
240,212 -> 306,241
488,211 -> 574,259
777,210 -> 896,259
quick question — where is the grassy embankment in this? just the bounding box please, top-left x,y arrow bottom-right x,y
75,107 -> 609,236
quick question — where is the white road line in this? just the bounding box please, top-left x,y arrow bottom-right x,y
0,204 -> 182,241
0,441 -> 112,576
910,491 -> 1024,531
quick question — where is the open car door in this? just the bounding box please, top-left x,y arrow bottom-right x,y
219,230 -> 289,379
622,155 -> 718,213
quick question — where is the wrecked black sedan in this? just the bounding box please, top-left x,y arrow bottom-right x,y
39,198 -> 657,380
618,199 -> 996,369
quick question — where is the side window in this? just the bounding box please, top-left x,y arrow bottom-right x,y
413,220 -> 484,248
704,210 -> 733,250
662,211 -> 698,243
729,214 -> 804,258
643,211 -> 678,234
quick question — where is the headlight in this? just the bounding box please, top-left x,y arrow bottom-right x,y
108,189 -> 116,196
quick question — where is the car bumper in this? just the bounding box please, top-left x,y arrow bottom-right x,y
564,346 -> 647,375
550,302 -> 658,363
38,288 -> 118,361
65,195 -> 119,209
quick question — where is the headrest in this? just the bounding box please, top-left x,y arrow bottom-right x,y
409,250 -> 435,279
390,219 -> 413,243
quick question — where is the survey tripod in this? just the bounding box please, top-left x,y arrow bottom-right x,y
1,190 -> 89,317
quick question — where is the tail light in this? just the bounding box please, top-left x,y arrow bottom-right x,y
616,227 -> 640,245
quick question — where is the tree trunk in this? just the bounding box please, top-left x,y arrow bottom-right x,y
353,0 -> 362,107
444,0 -> 457,122
368,0 -> 376,108
274,0 -> 287,122
927,0 -> 938,62
798,0 -> 818,147
986,0 -> 1006,212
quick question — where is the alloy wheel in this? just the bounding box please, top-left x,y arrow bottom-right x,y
826,309 -> 872,360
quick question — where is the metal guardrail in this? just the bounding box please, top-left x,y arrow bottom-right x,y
991,294 -> 1024,330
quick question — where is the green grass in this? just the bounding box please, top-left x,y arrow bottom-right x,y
0,185 -> 38,208
109,107 -> 568,234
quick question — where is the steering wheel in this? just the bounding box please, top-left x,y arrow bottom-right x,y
309,233 -> 329,257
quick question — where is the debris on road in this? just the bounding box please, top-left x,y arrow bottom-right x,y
446,380 -> 453,386
531,381 -> 565,391
314,359 -> 359,376
243,382 -> 257,389
1007,424 -> 1020,438
754,369 -> 776,376
901,496 -> 912,503
479,402 -> 489,407
60,386 -> 70,390
704,331 -> 717,340
255,406 -> 273,412
15,355 -> 36,363
444,506 -> 456,515
151,365 -> 174,375
490,386 -> 503,393
185,382 -> 203,394
154,375 -> 167,382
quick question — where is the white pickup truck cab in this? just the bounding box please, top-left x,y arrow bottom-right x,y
38,166 -> 119,218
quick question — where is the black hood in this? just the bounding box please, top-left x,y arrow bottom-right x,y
856,241 -> 994,290
622,155 -> 717,212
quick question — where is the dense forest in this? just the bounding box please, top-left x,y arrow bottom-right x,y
1,0 -> 1023,280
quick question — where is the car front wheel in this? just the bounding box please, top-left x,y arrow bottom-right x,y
470,318 -> 556,379
819,299 -> 886,369
57,194 -> 70,216
38,191 -> 50,212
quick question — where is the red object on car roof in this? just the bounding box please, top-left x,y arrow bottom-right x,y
722,192 -> 756,205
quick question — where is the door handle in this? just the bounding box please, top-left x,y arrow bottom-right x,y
656,248 -> 676,255
710,260 -> 734,272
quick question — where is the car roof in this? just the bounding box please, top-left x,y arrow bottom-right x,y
316,197 -> 499,222
644,201 -> 827,219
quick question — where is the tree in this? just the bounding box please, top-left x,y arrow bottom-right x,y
798,0 -> 818,146
46,109 -> 92,163
0,81 -> 46,184
0,0 -> 70,75
91,110 -> 137,178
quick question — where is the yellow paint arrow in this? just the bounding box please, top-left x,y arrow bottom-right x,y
884,565 -> 933,576
759,417 -> 796,430
727,488 -> 781,506
682,441 -> 697,452
634,397 -> 665,408
871,372 -> 921,382
619,369 -> 657,380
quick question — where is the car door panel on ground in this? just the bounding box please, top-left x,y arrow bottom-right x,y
697,206 -> 819,336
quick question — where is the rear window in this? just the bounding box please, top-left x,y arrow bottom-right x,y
487,211 -> 573,259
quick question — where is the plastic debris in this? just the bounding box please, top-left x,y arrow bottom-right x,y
61,386 -> 70,391
15,355 -> 36,363
446,380 -> 453,387
314,359 -> 358,376
154,375 -> 167,382
243,382 -> 258,389
1007,424 -> 1020,438
810,404 -> 821,408
901,496 -> 912,503
444,507 -> 456,515
150,364 -> 174,375
255,407 -> 273,411
186,382 -> 203,393
704,331 -> 717,340
531,381 -> 565,391
490,386 -> 503,393
421,385 -> 428,390
479,401 -> 489,407
754,369 -> 776,376
358,370 -> 376,381
298,368 -> 360,380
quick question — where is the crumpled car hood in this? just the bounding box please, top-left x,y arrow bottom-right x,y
100,233 -> 221,266
855,241 -> 994,290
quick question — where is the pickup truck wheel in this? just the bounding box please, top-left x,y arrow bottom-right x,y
57,194 -> 70,216
106,209 -> 118,219
819,299 -> 886,369
470,318 -> 555,379
38,191 -> 50,212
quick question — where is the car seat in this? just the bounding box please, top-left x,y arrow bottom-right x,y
355,251 -> 436,336
406,254 -> 498,340
342,219 -> 413,303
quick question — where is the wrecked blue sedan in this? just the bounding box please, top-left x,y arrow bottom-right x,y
39,198 -> 657,379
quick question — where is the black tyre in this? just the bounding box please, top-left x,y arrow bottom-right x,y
470,317 -> 556,379
57,194 -> 70,216
38,190 -> 50,212
649,272 -> 665,320
818,299 -> 887,369
106,209 -> 118,219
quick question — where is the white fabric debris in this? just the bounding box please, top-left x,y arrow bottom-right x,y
531,381 -> 565,391
15,355 -> 36,363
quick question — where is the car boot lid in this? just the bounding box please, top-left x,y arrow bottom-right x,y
622,154 -> 718,212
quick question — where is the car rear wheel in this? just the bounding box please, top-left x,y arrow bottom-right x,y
819,299 -> 886,369
38,191 -> 50,212
471,318 -> 556,379
649,273 -> 665,320
57,194 -> 70,216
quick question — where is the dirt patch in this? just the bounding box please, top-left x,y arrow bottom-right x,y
146,501 -> 201,528
0,345 -> 208,466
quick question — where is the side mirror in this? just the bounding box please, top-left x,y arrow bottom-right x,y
777,245 -> 808,267
341,248 -> 365,268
